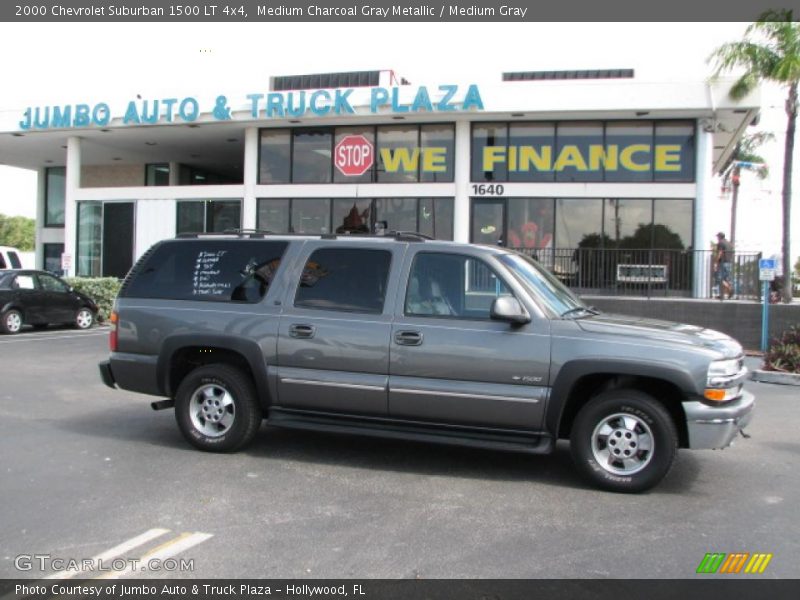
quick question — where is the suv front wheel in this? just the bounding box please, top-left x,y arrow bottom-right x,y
175,364 -> 262,452
570,389 -> 677,493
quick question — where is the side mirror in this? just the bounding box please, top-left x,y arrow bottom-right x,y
490,296 -> 530,325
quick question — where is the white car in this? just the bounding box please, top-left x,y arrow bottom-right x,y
0,246 -> 24,270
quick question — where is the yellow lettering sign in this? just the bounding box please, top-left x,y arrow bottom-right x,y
482,146 -> 506,172
380,148 -> 420,172
589,145 -> 618,170
655,144 -> 681,172
553,146 -> 588,171
422,147 -> 447,172
619,144 -> 650,172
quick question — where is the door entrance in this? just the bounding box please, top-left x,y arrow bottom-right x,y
102,203 -> 135,279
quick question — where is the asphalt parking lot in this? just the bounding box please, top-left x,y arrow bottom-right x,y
0,326 -> 798,579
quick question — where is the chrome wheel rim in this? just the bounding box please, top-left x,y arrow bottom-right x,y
5,312 -> 21,333
76,309 -> 93,329
189,384 -> 236,437
591,413 -> 654,476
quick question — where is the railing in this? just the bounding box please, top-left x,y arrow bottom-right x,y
507,247 -> 763,300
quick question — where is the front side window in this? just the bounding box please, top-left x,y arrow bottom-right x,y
406,253 -> 512,320
499,252 -> 584,317
295,248 -> 391,314
7,251 -> 22,269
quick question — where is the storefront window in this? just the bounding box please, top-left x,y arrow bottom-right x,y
555,199 -> 604,248
256,198 -> 454,240
419,124 -> 455,183
292,129 -> 332,183
291,198 -> 331,234
377,125 -> 419,183
654,121 -> 695,182
257,199 -> 290,233
604,122 -> 654,182
472,123 -> 508,182
334,127 -> 375,184
333,198 -> 372,233
77,202 -> 102,277
177,200 -> 241,234
653,199 -> 693,249
507,199 -> 555,258
471,120 -> 696,183
43,243 -> 64,274
45,167 -> 66,227
604,199 -> 653,247
555,122 -> 604,183
259,129 -> 291,183
508,123 -> 555,182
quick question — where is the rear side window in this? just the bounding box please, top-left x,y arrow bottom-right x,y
295,248 -> 391,314
0,255 -> 6,269
123,240 -> 289,302
8,252 -> 22,269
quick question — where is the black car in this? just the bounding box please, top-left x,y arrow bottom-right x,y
0,270 -> 98,334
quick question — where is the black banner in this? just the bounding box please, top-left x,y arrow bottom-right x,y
3,580 -> 800,600
1,0 -> 798,22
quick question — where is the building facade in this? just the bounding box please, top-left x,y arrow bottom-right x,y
0,69 -> 759,297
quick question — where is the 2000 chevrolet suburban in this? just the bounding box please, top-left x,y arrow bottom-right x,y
99,232 -> 754,492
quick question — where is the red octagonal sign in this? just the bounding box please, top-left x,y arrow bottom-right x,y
334,134 -> 374,177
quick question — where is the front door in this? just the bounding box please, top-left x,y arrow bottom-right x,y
276,244 -> 400,416
389,249 -> 550,431
102,202 -> 135,279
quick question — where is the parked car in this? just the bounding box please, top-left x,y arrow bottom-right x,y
98,232 -> 754,492
0,246 -> 24,270
0,269 -> 98,334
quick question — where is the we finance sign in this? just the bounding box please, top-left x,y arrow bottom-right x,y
17,84 -> 484,131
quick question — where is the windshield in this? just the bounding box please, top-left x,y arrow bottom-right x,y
498,253 -> 587,317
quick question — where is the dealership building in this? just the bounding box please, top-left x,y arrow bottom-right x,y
0,69 -> 759,296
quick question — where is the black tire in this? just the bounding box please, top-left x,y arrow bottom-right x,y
570,389 -> 677,493
174,364 -> 262,452
74,307 -> 94,330
1,309 -> 23,334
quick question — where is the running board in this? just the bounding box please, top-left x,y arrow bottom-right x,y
267,409 -> 553,454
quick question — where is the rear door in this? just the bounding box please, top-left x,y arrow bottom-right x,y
275,242 -> 403,416
10,272 -> 46,323
388,248 -> 551,431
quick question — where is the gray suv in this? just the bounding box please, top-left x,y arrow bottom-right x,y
99,232 -> 754,492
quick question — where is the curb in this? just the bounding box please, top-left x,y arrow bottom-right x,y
750,370 -> 800,386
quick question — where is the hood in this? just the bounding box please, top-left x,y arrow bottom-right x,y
576,313 -> 743,358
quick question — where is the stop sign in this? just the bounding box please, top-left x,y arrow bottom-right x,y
334,134 -> 374,177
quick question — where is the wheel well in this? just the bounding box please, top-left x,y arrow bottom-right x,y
168,346 -> 255,398
557,373 -> 689,448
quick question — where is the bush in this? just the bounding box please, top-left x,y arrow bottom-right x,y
64,277 -> 121,322
763,325 -> 800,373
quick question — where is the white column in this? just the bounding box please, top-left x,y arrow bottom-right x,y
693,123 -> 714,298
242,126 -> 259,230
63,136 -> 81,277
34,168 -> 46,269
453,119 -> 471,242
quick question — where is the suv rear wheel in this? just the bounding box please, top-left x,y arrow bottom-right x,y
175,364 -> 262,452
570,389 -> 677,493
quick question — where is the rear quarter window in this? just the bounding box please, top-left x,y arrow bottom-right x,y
8,252 -> 22,269
122,240 -> 289,302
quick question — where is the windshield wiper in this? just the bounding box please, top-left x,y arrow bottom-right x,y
560,306 -> 600,318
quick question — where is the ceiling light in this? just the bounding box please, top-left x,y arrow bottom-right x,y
511,113 -> 525,117
226,138 -> 238,142
635,111 -> 650,117
145,141 -> 157,146
11,133 -> 24,137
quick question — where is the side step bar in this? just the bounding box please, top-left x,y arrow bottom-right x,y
267,409 -> 553,454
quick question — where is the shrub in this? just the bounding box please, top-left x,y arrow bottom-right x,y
763,325 -> 800,373
64,277 -> 121,322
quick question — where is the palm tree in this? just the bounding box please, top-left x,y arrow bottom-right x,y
710,11 -> 799,303
722,131 -> 772,249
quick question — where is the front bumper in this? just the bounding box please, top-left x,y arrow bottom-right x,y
683,389 -> 755,449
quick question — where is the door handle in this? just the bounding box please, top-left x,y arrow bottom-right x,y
289,324 -> 315,339
394,330 -> 423,346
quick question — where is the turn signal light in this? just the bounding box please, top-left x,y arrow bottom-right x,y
109,311 -> 118,352
704,387 -> 739,402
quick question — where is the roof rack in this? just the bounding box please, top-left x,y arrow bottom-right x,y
173,229 -> 433,242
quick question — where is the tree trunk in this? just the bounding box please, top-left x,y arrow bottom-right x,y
781,83 -> 797,303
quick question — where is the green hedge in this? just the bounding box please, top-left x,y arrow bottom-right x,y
764,325 -> 800,374
64,277 -> 122,322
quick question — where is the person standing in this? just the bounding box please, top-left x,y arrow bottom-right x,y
715,232 -> 734,300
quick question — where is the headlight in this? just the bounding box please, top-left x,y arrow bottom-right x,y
708,358 -> 740,378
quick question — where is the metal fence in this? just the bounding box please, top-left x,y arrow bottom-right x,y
508,247 -> 763,300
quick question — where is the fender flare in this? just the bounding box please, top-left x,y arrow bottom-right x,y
547,359 -> 697,437
158,334 -> 271,407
